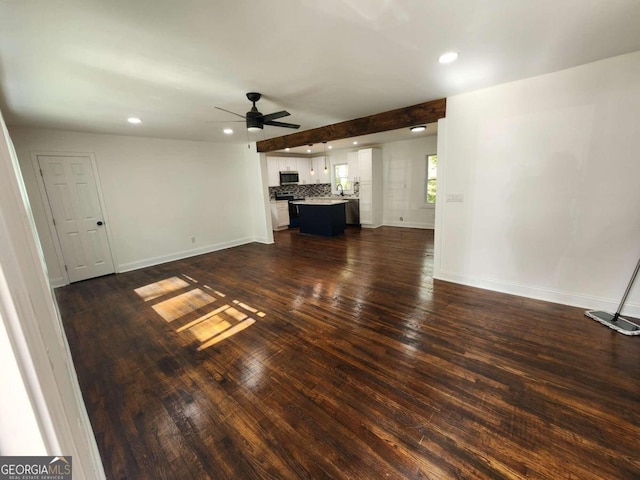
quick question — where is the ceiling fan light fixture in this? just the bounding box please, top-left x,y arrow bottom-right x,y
216,92 -> 300,132
410,125 -> 426,133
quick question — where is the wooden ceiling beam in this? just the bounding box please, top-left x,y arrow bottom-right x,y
256,98 -> 446,153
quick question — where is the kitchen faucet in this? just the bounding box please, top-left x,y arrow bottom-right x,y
337,184 -> 344,196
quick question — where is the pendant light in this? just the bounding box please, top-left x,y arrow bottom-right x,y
323,141 -> 328,174
309,144 -> 314,175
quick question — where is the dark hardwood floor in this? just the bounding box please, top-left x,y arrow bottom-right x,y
56,226 -> 640,479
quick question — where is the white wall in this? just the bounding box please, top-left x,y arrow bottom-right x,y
9,128 -> 259,284
382,136 -> 437,229
436,51 -> 640,316
0,110 -> 104,477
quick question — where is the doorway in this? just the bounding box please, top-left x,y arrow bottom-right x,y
36,154 -> 115,283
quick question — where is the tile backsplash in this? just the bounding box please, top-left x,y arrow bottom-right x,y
269,183 -> 360,200
269,184 -> 331,199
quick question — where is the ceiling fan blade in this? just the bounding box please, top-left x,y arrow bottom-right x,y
264,120 -> 300,129
214,106 -> 247,119
261,110 -> 290,122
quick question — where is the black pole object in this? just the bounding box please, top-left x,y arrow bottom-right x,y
612,255 -> 640,322
585,254 -> 640,335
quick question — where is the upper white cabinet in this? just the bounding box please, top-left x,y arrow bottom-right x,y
278,157 -> 297,172
267,156 -> 319,186
296,157 -> 311,184
311,156 -> 331,184
347,151 -> 360,183
267,157 -> 280,187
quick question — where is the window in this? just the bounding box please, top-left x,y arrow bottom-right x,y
426,154 -> 437,204
334,163 -> 350,191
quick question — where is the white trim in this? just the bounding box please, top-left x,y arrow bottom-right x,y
30,153 -> 69,284
433,118 -> 447,279
1,114 -> 105,477
118,237 -> 254,273
49,276 -> 66,289
254,236 -> 274,245
434,269 -> 640,318
423,152 -> 438,207
383,221 -> 434,229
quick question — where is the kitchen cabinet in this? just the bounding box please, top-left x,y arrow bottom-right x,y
277,157 -> 297,172
267,157 -> 280,187
296,157 -> 311,184
358,148 -> 382,228
312,156 -> 330,184
270,200 -> 289,230
268,157 -> 313,186
347,151 -> 360,183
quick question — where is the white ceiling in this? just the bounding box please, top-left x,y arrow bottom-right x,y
1,0 -> 640,145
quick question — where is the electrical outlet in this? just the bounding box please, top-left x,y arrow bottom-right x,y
446,193 -> 464,203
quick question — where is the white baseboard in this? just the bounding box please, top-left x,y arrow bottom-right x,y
49,276 -> 67,288
254,236 -> 274,245
434,270 -> 640,318
118,237 -> 254,273
383,221 -> 434,229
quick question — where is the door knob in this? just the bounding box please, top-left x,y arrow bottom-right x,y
97,221 -> 104,226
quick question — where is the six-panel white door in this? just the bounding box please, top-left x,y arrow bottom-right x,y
38,155 -> 114,282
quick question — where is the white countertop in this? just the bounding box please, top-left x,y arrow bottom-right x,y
292,199 -> 349,205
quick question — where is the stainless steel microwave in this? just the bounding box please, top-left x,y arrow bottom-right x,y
280,171 -> 299,185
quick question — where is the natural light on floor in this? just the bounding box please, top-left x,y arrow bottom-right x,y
134,275 -> 265,350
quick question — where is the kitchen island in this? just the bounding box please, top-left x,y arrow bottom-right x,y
292,199 -> 348,237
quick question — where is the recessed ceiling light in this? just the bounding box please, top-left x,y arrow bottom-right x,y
328,145 -> 333,149
438,51 -> 459,64
306,149 -> 311,153
127,117 -> 142,124
410,125 -> 426,133
223,128 -> 233,135
285,148 -> 290,152
353,141 -> 358,145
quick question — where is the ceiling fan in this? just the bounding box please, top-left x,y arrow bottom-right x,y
215,92 -> 300,132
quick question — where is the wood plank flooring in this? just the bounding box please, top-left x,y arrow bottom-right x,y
56,227 -> 640,479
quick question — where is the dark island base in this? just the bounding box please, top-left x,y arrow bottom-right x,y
298,203 -> 346,237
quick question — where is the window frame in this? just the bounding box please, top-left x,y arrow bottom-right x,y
333,163 -> 351,193
425,154 -> 438,206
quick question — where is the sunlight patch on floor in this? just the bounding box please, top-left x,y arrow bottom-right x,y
134,276 -> 190,302
151,288 -> 216,322
136,274 -> 266,348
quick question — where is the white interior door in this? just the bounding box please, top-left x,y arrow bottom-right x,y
38,155 -> 114,282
